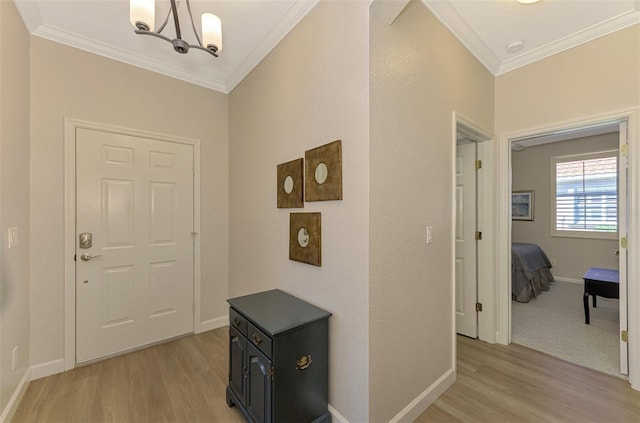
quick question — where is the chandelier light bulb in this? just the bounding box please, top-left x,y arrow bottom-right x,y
202,13 -> 222,53
130,0 -> 155,31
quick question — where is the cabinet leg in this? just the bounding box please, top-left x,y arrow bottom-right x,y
225,387 -> 235,408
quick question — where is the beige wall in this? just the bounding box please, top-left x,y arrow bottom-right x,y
496,25 -> 639,134
29,37 -> 229,368
370,1 -> 494,421
0,0 -> 31,415
512,133 -> 619,280
228,1 -> 370,421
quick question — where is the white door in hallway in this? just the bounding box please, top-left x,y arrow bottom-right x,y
76,128 -> 194,363
618,120 -> 629,375
455,141 -> 478,338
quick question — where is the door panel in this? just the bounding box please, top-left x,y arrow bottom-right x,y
229,327 -> 247,406
103,179 -> 134,246
246,343 -> 272,423
101,265 -> 135,328
456,142 -> 478,338
76,128 -> 194,363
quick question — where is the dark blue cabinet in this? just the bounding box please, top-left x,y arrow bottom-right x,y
226,289 -> 331,423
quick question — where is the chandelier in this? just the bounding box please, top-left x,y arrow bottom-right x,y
130,0 -> 222,57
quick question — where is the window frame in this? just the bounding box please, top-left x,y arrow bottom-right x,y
550,149 -> 619,240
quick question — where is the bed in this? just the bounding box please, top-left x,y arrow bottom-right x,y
512,242 -> 555,302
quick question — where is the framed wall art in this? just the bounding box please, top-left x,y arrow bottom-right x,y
305,140 -> 342,202
289,212 -> 321,266
277,158 -> 304,208
512,190 -> 534,221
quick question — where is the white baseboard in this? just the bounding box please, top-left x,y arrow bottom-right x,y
196,316 -> 228,333
389,367 -> 456,423
30,358 -> 66,380
328,404 -> 349,423
554,276 -> 583,284
0,368 -> 31,423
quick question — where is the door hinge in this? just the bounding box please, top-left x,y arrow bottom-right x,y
193,304 -> 196,313
621,144 -> 628,157
267,366 -> 275,381
475,160 -> 482,170
74,254 -> 77,262
622,330 -> 628,343
621,237 -> 628,249
476,302 -> 483,312
475,231 -> 482,241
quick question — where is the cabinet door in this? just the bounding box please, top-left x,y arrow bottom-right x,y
229,326 -> 247,406
246,343 -> 272,423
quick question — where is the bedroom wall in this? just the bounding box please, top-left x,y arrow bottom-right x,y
370,1 -> 494,421
512,133 -> 620,280
228,1 -> 369,421
0,0 -> 31,418
29,37 -> 229,372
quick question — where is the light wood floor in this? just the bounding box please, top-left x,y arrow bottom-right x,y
13,328 -> 640,422
12,327 -> 245,423
417,336 -> 640,422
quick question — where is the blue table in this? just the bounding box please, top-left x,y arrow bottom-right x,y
583,267 -> 619,325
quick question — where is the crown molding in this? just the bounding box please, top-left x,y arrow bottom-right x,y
13,0 -> 43,32
16,0 -> 639,92
31,24 -> 227,92
224,0 -> 320,92
421,0 -> 501,75
497,9 -> 640,75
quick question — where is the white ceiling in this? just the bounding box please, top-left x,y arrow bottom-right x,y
13,0 -> 640,93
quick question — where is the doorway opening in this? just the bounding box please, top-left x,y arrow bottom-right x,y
508,119 -> 629,377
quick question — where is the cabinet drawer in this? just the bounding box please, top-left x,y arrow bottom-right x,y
229,308 -> 247,336
248,322 -> 272,358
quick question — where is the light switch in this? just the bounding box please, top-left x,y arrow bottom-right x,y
426,226 -> 433,245
8,227 -> 18,248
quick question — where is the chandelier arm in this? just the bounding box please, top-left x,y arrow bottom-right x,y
189,44 -> 218,57
134,29 -> 175,45
169,0 -> 182,39
155,7 -> 171,34
185,0 -> 204,47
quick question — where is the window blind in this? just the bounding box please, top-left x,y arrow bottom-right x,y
555,156 -> 617,233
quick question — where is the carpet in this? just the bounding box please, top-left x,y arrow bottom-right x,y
511,280 -> 623,378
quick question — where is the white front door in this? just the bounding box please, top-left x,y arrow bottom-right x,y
75,128 -> 194,363
456,141 -> 478,338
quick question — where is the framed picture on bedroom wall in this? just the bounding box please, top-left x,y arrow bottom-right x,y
512,190 -> 535,221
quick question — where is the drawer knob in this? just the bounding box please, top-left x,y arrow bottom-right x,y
252,333 -> 262,345
296,355 -> 312,370
233,317 -> 241,327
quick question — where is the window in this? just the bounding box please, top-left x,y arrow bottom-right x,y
552,150 -> 618,239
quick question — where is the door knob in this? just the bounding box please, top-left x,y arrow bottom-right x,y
80,253 -> 102,261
